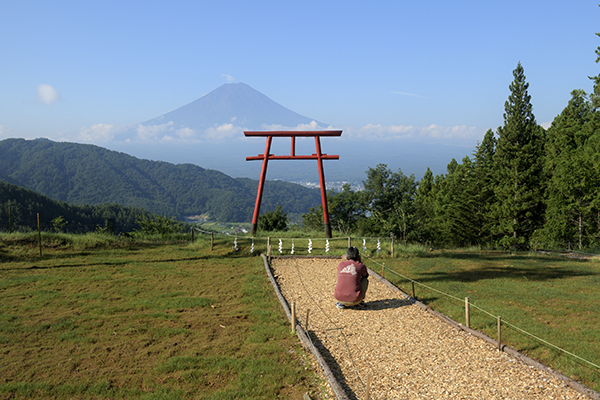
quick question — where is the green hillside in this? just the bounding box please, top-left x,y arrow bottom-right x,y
0,138 -> 322,222
0,180 -> 149,233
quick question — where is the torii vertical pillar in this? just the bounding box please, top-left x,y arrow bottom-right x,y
244,130 -> 342,238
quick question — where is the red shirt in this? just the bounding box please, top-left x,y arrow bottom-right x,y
334,260 -> 368,303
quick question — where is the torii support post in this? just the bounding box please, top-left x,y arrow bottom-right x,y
245,130 -> 342,238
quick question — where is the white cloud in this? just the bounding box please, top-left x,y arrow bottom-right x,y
203,123 -> 243,140
221,74 -> 236,83
540,121 -> 552,130
36,84 -> 60,105
392,91 -> 429,99
260,120 -> 326,131
135,121 -> 174,140
343,123 -> 480,144
79,123 -> 127,143
0,125 -> 14,139
176,127 -> 196,139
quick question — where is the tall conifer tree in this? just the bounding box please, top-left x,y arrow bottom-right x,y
543,90 -> 597,249
470,129 -> 497,244
492,62 -> 545,248
412,167 -> 437,244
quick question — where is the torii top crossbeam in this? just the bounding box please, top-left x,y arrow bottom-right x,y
244,130 -> 342,238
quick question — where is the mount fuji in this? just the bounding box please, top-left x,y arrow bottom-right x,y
106,83 -> 473,185
142,82 -> 326,132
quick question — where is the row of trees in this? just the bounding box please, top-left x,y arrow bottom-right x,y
304,56 -> 600,250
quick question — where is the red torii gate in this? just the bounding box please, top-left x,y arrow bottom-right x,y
244,130 -> 342,238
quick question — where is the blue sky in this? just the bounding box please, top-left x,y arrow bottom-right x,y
1,1 -> 599,160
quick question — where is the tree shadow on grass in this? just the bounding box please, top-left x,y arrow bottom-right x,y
433,250 -> 592,263
416,265 -> 597,283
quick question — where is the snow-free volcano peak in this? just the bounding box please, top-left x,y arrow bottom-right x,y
142,82 -> 325,131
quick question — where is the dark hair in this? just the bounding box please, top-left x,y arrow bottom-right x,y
346,246 -> 360,261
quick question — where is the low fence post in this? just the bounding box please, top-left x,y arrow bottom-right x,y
365,373 -> 372,400
291,301 -> 296,334
210,232 -> 214,250
191,227 -> 194,242
411,281 -> 415,299
465,297 -> 470,329
390,234 -> 394,257
37,213 -> 42,257
348,236 -> 351,248
497,316 -> 502,351
305,309 -> 310,331
381,262 -> 385,278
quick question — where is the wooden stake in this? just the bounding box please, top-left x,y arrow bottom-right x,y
411,281 -> 415,299
191,227 -> 194,242
365,373 -> 372,400
348,236 -> 351,248
291,301 -> 296,334
381,263 -> 385,278
37,213 -> 42,257
497,316 -> 502,351
210,232 -> 214,250
305,309 -> 310,331
390,235 -> 394,257
465,297 -> 470,329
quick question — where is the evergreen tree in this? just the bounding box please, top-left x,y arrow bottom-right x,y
543,90 -> 597,249
362,164 -> 416,242
412,167 -> 436,244
470,129 -> 497,245
444,157 -> 479,247
492,62 -> 545,248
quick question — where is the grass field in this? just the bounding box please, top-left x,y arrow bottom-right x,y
2,232 -> 599,397
370,249 -> 600,393
0,234 -> 325,399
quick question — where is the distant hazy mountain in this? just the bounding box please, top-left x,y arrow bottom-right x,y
106,82 -> 473,185
142,82 -> 326,131
0,138 -> 322,222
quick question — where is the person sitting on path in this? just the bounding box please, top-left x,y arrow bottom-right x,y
334,247 -> 369,309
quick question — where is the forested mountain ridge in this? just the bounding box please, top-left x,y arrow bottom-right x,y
0,138 -> 322,222
0,180 -> 149,232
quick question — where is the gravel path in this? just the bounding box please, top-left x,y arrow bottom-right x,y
272,257 -> 592,400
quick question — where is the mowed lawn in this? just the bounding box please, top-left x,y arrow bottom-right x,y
379,250 -> 600,393
0,239 -> 323,399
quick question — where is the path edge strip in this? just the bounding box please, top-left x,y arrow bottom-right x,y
367,267 -> 600,400
261,254 -> 350,400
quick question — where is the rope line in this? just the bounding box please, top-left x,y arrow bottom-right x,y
501,320 -> 600,370
358,251 -> 599,372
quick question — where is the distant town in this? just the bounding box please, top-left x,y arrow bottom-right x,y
290,180 -> 364,192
